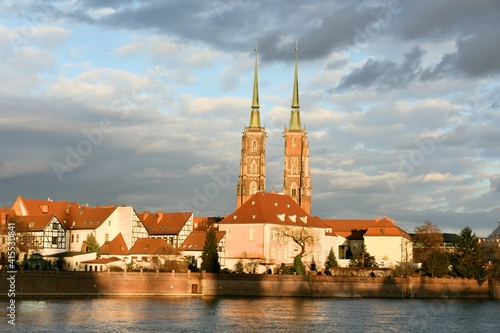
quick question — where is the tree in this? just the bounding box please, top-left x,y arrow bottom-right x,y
450,226 -> 486,284
152,245 -> 186,272
412,220 -> 443,263
201,227 -> 220,273
274,226 -> 316,275
86,233 -> 101,257
421,250 -> 450,277
348,246 -> 378,268
234,260 -> 244,273
324,247 -> 338,273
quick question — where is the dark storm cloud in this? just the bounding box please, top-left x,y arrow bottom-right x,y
422,27 -> 500,80
337,46 -> 425,90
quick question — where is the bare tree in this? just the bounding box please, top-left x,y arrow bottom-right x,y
152,245 -> 187,272
412,220 -> 444,263
274,226 -> 316,275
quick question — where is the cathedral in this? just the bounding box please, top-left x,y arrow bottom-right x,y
236,45 -> 312,214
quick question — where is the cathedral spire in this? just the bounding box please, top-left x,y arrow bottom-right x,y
249,42 -> 261,128
289,41 -> 301,130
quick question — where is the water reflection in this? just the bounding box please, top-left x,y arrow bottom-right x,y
3,297 -> 499,333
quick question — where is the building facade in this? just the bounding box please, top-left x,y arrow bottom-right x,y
282,45 -> 312,214
236,46 -> 266,209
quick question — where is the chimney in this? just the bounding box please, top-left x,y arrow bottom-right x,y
157,211 -> 163,224
142,211 -> 150,220
375,216 -> 380,222
40,205 -> 49,214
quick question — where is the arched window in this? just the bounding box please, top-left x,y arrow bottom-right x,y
252,141 -> 257,152
292,137 -> 297,148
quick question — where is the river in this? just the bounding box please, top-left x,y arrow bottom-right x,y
2,296 -> 499,332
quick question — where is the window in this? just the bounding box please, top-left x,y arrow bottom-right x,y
227,228 -> 232,241
292,137 -> 296,148
71,234 -> 74,243
108,221 -> 111,227
76,234 -> 79,242
249,227 -> 255,241
52,223 -> 59,230
52,237 -> 58,245
380,228 -> 385,234
283,249 -> 286,260
252,141 -> 257,152
291,188 -> 297,196
105,234 -> 109,243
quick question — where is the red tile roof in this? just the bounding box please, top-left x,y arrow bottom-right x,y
70,206 -> 117,230
16,215 -> 60,232
321,217 -> 411,240
12,196 -> 119,231
100,233 -> 130,255
138,211 -> 192,235
13,196 -> 80,222
129,238 -> 179,255
219,192 -> 327,228
179,230 -> 226,251
81,258 -> 121,264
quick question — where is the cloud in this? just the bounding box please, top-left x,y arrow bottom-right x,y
337,46 -> 425,90
422,27 -> 500,79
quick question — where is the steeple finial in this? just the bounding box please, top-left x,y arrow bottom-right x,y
249,42 -> 261,128
289,41 -> 301,130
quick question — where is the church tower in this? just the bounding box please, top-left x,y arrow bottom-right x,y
283,44 -> 312,214
236,45 -> 266,209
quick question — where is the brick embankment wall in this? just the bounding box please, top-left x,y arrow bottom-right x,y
0,270 -> 201,296
1,270 -> 498,299
202,273 -> 498,299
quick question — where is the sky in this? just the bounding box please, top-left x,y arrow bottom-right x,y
1,0 -> 499,237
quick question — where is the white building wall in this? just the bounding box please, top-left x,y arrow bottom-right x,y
364,236 -> 412,263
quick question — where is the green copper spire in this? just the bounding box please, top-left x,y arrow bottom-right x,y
249,42 -> 261,128
289,42 -> 301,130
